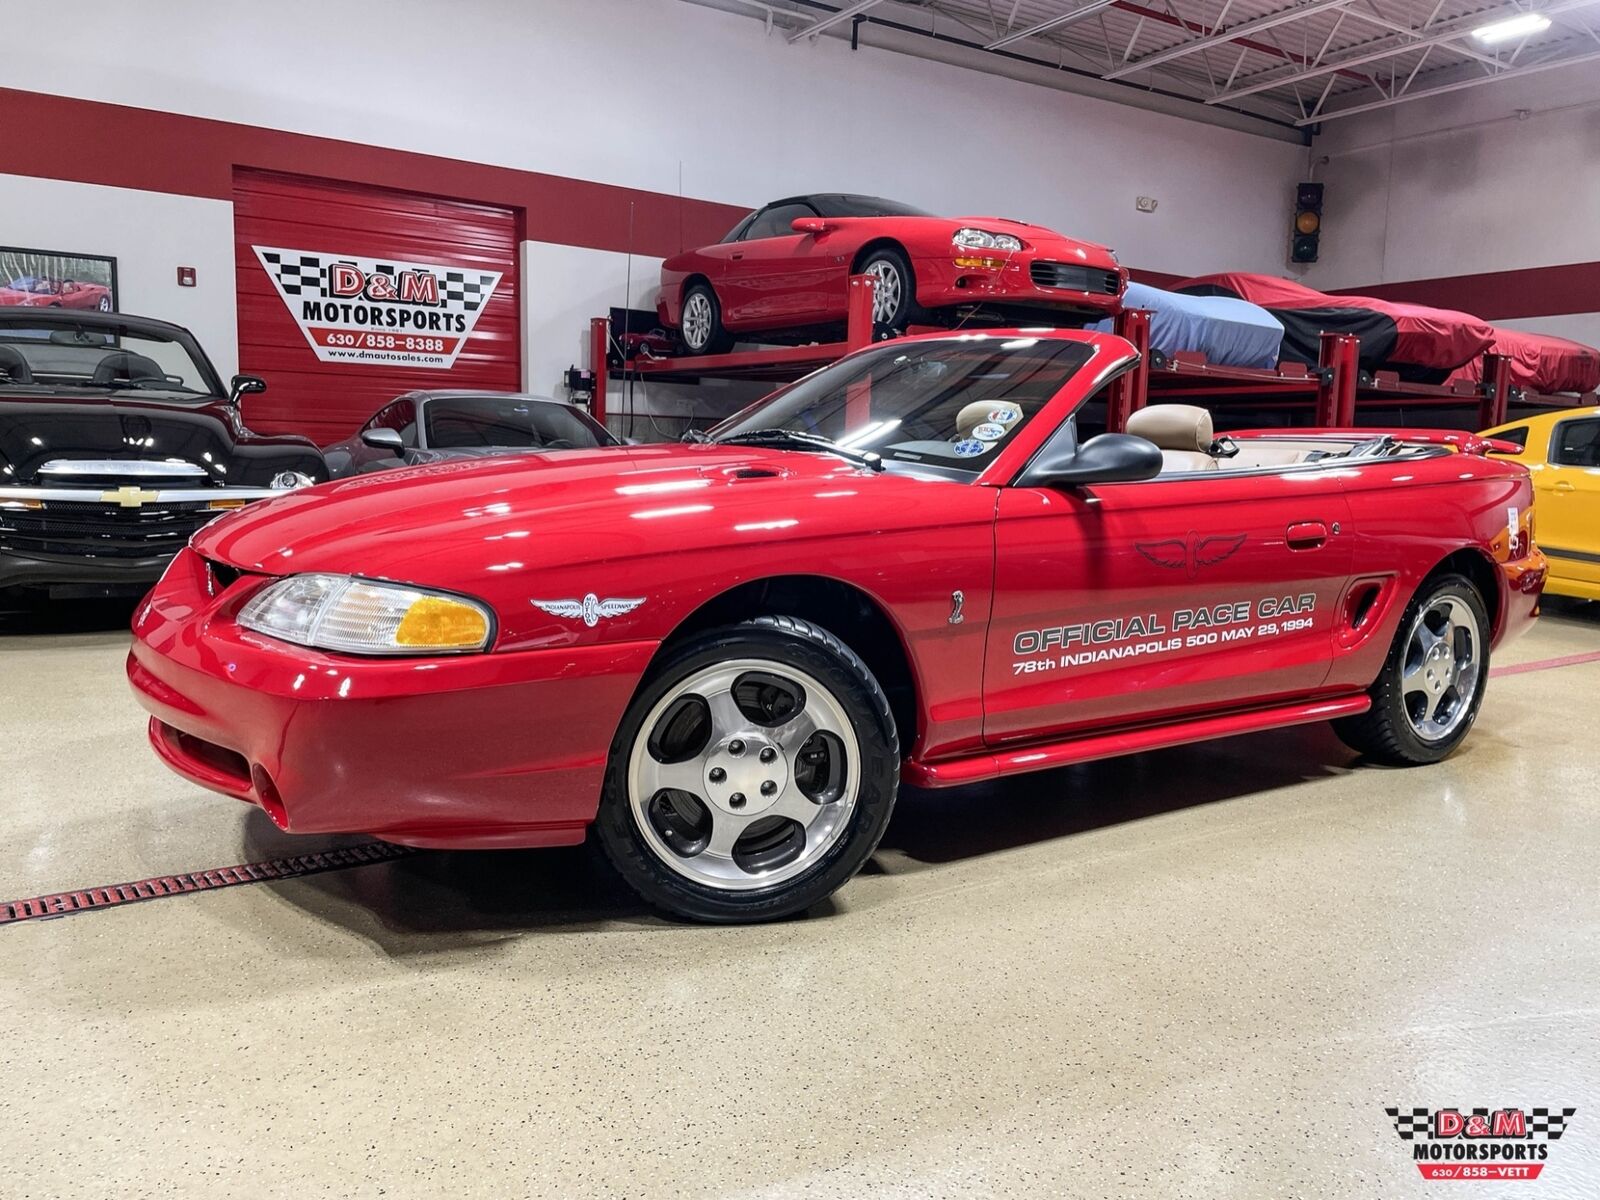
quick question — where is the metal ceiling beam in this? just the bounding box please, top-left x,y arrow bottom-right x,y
1104,0 -> 1358,80
984,0 -> 1119,49
1208,0 -> 1600,103
789,0 -> 884,41
1109,0 -> 1380,87
1300,43 -> 1600,120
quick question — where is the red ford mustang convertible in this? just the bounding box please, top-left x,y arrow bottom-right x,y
129,329 -> 1545,921
658,194 -> 1127,353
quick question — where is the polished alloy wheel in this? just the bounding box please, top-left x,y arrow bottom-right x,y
627,658 -> 859,891
681,290 -> 714,351
1401,595 -> 1482,742
864,260 -> 902,323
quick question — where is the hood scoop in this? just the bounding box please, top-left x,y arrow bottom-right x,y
700,463 -> 790,483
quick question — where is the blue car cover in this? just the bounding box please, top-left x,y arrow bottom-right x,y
1093,281 -> 1284,369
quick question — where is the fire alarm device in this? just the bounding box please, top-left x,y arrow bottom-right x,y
177,267 -> 197,287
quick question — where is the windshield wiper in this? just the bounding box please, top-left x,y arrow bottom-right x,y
713,428 -> 883,471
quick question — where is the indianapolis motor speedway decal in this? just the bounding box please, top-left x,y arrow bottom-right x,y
1012,594 -> 1316,673
253,245 -> 502,369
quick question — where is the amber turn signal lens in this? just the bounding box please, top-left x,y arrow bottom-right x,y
394,596 -> 490,649
208,499 -> 249,510
1295,211 -> 1321,235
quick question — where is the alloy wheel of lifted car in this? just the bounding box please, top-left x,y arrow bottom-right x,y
97,295 -> 112,312
679,283 -> 734,355
1333,573 -> 1489,765
595,616 -> 899,922
858,247 -> 920,332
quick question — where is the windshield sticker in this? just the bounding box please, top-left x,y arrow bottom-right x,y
971,422 -> 1008,442
252,245 -> 502,370
986,407 -> 1021,425
953,438 -> 990,458
1011,595 -> 1317,673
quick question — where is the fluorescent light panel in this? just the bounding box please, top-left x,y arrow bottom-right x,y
1471,11 -> 1551,43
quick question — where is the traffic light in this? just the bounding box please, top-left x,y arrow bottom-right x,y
1291,182 -> 1323,263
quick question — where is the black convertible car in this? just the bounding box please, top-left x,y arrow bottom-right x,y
322,390 -> 618,478
0,309 -> 326,599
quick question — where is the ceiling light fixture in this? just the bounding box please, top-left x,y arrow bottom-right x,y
1471,11 -> 1551,43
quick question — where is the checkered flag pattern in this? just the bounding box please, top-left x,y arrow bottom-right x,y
440,269 -> 495,312
1386,1108 -> 1432,1140
258,250 -> 322,297
1528,1108 -> 1576,1140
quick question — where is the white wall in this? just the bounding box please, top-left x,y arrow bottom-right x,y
1300,69 -> 1600,310
3,0 -> 1314,423
0,174 -> 239,374
2,0 -> 1303,278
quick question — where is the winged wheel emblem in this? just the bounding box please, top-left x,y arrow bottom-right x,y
1135,532 -> 1246,579
531,593 -> 646,627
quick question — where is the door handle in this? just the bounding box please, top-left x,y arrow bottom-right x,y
731,252 -> 744,260
1286,521 -> 1328,549
1553,480 -> 1576,493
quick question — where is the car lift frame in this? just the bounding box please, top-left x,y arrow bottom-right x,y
587,278 -> 1597,434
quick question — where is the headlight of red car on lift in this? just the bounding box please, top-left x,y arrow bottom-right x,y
237,573 -> 494,655
952,227 -> 1023,271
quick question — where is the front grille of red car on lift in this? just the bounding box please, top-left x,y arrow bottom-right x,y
0,501 -> 223,559
1029,262 -> 1122,294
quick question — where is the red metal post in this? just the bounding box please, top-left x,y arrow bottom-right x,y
845,273 -> 877,353
1106,308 -> 1152,433
1315,332 -> 1360,427
1478,352 -> 1512,430
589,316 -> 609,427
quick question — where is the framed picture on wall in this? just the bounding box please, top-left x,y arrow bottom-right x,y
0,245 -> 118,312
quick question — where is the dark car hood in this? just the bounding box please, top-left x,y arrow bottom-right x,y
0,391 -> 325,487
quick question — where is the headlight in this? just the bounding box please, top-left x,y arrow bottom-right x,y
952,228 -> 1023,253
270,470 -> 316,490
238,573 -> 493,655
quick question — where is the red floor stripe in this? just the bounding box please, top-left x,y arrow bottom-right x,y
1491,649 -> 1600,677
0,842 -> 416,926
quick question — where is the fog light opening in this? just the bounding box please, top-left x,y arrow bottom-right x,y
249,765 -> 290,830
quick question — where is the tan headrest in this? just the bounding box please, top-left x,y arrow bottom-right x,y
1126,404 -> 1214,452
956,400 -> 1024,439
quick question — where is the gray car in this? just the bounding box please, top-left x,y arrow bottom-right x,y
323,390 -> 620,478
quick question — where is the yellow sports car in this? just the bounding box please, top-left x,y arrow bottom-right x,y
1483,407 -> 1600,600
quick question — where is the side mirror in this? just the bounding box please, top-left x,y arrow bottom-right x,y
1019,432 -> 1163,488
360,427 -> 405,454
229,373 -> 267,403
791,216 -> 832,235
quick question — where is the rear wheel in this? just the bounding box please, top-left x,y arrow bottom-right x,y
679,282 -> 734,355
1333,574 -> 1489,765
595,616 -> 899,922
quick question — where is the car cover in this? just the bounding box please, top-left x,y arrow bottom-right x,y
1447,326 -> 1600,395
1092,281 -> 1283,369
1174,273 -> 1496,381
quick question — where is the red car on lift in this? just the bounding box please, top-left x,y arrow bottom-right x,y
657,194 -> 1127,353
129,328 -> 1544,922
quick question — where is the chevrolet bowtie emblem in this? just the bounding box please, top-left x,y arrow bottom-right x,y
102,485 -> 160,508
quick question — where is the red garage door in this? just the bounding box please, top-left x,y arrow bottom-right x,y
234,169 -> 520,444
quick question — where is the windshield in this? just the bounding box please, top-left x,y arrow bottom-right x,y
811,195 -> 935,219
425,396 -> 614,450
712,335 -> 1095,475
0,323 -> 216,397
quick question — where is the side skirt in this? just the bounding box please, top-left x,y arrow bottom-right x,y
902,694 -> 1371,788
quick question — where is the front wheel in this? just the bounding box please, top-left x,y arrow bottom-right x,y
595,616 -> 899,922
1333,574 -> 1489,765
678,283 -> 734,355
858,246 -> 923,334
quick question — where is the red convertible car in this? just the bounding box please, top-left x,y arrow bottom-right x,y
129,329 -> 1545,922
0,276 -> 114,311
657,194 -> 1127,353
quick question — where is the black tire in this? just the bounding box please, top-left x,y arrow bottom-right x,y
857,245 -> 924,334
1333,573 -> 1490,765
595,615 -> 899,922
678,282 -> 734,355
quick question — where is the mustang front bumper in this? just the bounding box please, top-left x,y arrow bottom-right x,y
127,548 -> 656,849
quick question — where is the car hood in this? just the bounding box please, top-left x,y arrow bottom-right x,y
195,443 -> 978,589
0,392 -> 324,487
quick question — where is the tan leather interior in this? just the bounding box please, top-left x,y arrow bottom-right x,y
1126,404 -> 1218,473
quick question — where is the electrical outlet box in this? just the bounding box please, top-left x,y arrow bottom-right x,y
1135,196 -> 1158,213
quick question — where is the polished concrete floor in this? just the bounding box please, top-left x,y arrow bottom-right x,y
2,595 -> 1598,1198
